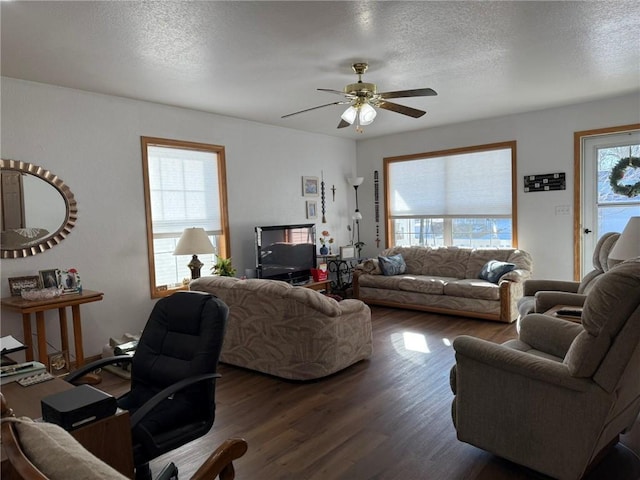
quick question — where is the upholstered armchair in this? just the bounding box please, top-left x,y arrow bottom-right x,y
517,232 -> 620,319
450,259 -> 640,480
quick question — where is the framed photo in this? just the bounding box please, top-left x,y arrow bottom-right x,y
57,269 -> 82,294
302,176 -> 319,197
39,269 -> 60,289
340,246 -> 356,259
306,200 -> 317,219
48,350 -> 70,376
8,276 -> 40,296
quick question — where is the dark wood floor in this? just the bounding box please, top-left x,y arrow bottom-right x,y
100,306 -> 640,480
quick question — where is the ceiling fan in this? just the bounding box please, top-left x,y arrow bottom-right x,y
282,62 -> 437,132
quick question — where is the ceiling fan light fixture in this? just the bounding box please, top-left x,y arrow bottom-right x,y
282,62 -> 436,133
359,103 -> 377,125
341,106 -> 357,125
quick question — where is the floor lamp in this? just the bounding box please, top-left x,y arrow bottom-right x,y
348,177 -> 364,257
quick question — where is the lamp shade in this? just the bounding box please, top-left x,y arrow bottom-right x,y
173,228 -> 215,255
341,106 -> 357,125
347,177 -> 364,187
359,103 -> 377,125
609,216 -> 640,260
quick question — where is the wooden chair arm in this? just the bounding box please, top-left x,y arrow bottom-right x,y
1,393 -> 49,480
190,437 -> 248,480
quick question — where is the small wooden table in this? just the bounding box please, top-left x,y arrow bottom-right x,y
1,290 -> 104,369
303,280 -> 331,293
1,377 -> 134,479
544,304 -> 583,323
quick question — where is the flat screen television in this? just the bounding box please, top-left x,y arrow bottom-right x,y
255,224 -> 317,284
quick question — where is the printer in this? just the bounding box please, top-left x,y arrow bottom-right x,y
41,384 -> 117,431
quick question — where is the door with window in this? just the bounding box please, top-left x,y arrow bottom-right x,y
581,130 -> 640,274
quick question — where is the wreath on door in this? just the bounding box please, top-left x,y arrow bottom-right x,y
609,156 -> 640,198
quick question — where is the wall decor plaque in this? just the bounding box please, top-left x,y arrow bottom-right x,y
524,172 -> 566,192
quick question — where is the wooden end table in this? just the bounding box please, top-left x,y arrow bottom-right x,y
544,304 -> 583,323
1,377 -> 134,478
303,280 -> 331,293
1,290 -> 104,369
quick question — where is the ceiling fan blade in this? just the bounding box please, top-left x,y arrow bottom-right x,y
379,88 -> 437,99
281,101 -> 347,119
337,119 -> 351,129
377,101 -> 426,118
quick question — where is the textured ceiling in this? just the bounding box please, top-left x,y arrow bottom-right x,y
2,1 -> 639,139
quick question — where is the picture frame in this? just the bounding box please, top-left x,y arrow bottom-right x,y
340,246 -> 356,259
57,269 -> 82,294
48,350 -> 70,376
306,200 -> 317,219
8,276 -> 41,296
302,176 -> 319,197
39,269 -> 60,289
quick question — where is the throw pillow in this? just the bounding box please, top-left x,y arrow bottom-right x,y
9,418 -> 129,480
479,260 -> 516,284
378,254 -> 407,276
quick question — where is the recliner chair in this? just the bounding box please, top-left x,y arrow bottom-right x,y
450,259 -> 640,480
67,291 -> 229,480
517,231 -> 620,319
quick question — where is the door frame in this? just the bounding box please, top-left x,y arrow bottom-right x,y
573,123 -> 640,280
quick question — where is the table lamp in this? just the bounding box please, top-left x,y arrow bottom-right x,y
609,216 -> 640,261
173,227 -> 215,279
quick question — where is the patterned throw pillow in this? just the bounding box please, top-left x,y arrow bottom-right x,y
378,254 -> 407,276
478,260 -> 516,284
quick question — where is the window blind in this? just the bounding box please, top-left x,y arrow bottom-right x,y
147,146 -> 221,235
388,148 -> 512,217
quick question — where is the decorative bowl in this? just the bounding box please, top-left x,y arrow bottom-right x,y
21,288 -> 64,301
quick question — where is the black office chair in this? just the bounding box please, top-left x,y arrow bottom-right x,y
67,291 -> 229,480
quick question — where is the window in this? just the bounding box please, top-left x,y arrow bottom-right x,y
141,137 -> 230,298
385,142 -> 517,248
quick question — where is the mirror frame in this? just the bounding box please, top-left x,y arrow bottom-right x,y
1,159 -> 78,259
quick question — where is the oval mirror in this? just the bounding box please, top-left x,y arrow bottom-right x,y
1,159 -> 77,258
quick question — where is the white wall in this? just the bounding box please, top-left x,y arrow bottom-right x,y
2,77 -> 638,363
0,77 -> 356,361
355,92 -> 640,279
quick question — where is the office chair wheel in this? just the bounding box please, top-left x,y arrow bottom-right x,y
135,463 -> 152,480
156,462 -> 179,480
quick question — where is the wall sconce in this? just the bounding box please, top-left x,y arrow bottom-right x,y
173,227 -> 215,279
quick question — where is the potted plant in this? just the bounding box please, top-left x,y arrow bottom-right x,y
211,257 -> 237,277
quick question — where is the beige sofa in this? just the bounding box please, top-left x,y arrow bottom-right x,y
189,276 -> 373,380
353,246 -> 533,323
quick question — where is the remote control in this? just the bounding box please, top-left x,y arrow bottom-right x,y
556,309 -> 582,317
